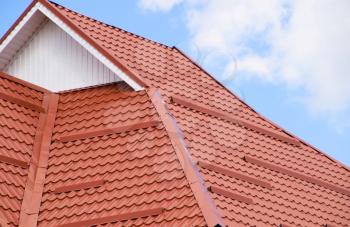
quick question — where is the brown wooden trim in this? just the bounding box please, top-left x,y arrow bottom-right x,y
38,0 -> 148,88
0,92 -> 45,112
55,208 -> 164,227
19,93 -> 59,227
0,155 -> 28,168
208,186 -> 254,204
0,72 -> 49,93
198,161 -> 272,189
148,88 -> 225,227
53,180 -> 105,193
58,120 -> 160,142
244,155 -> 350,196
171,95 -> 300,146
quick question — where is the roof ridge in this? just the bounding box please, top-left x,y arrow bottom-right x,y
147,88 -> 225,227
19,92 -> 59,227
172,47 -> 350,173
39,0 -> 148,89
48,1 -> 173,50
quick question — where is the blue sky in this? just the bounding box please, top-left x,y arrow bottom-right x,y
1,0 -> 349,166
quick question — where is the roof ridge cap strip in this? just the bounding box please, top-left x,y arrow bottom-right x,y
37,0 -> 148,89
147,88 -> 225,227
54,208 -> 164,227
244,155 -> 350,197
18,92 -> 59,227
0,72 -> 50,93
171,95 -> 301,146
198,160 -> 272,189
57,120 -> 160,142
0,91 -> 46,113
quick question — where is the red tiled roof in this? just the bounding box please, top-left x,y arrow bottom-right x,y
0,1 -> 349,227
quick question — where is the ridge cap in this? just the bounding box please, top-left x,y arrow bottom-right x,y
18,92 -> 59,227
147,87 -> 225,227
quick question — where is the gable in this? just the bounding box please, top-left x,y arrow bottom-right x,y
3,19 -> 120,92
0,1 -> 145,92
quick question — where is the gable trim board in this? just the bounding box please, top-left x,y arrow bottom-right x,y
0,0 -> 146,91
4,19 -> 122,92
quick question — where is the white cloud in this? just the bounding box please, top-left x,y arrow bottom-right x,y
273,0 -> 350,114
138,0 -> 350,116
138,0 -> 184,12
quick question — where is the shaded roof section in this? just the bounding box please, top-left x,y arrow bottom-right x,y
0,0 -> 349,227
0,0 -> 146,91
0,72 -> 45,226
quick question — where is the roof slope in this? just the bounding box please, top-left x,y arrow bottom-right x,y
50,2 -> 350,226
37,83 -> 207,227
0,72 -> 45,226
0,1 -> 349,227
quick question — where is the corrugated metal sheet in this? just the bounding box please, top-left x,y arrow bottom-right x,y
4,20 -> 120,92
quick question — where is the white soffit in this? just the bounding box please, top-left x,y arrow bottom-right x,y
0,2 -> 143,91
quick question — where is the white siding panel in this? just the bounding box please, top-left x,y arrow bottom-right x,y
4,20 -> 121,92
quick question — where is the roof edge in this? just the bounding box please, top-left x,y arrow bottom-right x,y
172,46 -> 350,173
0,0 -> 39,46
19,92 -> 59,227
147,88 -> 225,227
0,0 -> 148,91
38,0 -> 148,89
0,71 -> 50,93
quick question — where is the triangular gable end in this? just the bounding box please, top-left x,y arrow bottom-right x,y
0,0 -> 145,92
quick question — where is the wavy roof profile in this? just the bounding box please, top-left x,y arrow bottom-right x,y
0,1 -> 349,227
